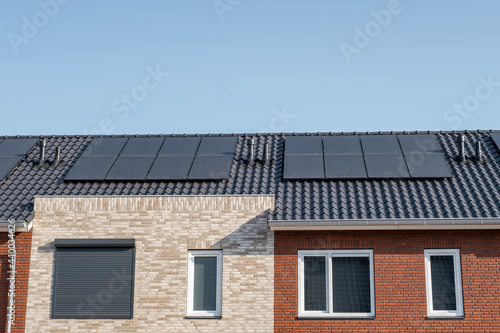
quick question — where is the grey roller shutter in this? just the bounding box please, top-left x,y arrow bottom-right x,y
430,255 -> 457,310
52,245 -> 135,319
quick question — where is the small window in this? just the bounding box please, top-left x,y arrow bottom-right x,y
187,250 -> 222,318
52,239 -> 135,319
424,249 -> 463,318
298,250 -> 375,318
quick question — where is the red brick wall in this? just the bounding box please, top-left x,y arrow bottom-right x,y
0,230 -> 32,333
275,230 -> 500,333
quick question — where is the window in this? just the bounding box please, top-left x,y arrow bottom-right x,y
52,239 -> 135,319
298,250 -> 375,318
424,249 -> 463,318
187,250 -> 222,318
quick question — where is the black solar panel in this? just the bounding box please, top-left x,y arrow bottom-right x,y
360,135 -> 402,154
324,155 -> 367,178
364,154 -> 410,178
0,158 -> 21,181
0,138 -> 38,157
285,136 -> 323,155
490,133 -> 500,151
146,156 -> 194,180
283,155 -> 325,179
158,137 -> 201,156
106,157 -> 155,180
188,156 -> 234,180
196,137 -> 238,156
323,136 -> 362,155
64,157 -> 116,180
81,138 -> 128,157
119,138 -> 164,157
398,135 -> 442,154
406,154 -> 453,178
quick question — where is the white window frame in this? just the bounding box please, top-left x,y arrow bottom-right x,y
424,249 -> 464,318
298,249 -> 375,318
187,250 -> 222,318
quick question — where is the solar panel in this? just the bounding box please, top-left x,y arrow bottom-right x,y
105,157 -> 155,180
158,137 -> 201,156
81,138 -> 128,157
360,135 -> 402,155
0,158 -> 22,180
119,137 -> 164,157
398,135 -> 442,154
188,156 -> 234,180
283,155 -> 325,179
0,138 -> 38,157
323,136 -> 362,155
196,137 -> 238,156
324,155 -> 367,178
406,154 -> 453,178
64,157 -> 116,180
490,133 -> 500,151
364,154 -> 410,178
285,136 -> 323,155
146,156 -> 194,180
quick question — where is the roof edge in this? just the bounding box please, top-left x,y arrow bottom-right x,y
0,220 -> 32,232
268,217 -> 500,231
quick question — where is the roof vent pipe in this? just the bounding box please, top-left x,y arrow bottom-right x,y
39,140 -> 46,164
247,138 -> 255,166
264,144 -> 270,166
54,147 -> 61,164
458,134 -> 466,162
475,141 -> 482,162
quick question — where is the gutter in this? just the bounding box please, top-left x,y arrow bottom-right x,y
268,217 -> 500,230
0,220 -> 32,232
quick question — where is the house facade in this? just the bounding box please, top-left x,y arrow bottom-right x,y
0,131 -> 499,332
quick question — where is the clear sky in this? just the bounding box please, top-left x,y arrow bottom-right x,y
1,1 -> 499,136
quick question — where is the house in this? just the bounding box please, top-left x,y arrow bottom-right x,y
0,130 -> 499,332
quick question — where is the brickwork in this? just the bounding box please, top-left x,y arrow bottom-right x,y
0,230 -> 32,333
275,230 -> 500,333
25,195 -> 274,333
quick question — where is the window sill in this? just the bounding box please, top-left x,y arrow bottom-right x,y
427,316 -> 465,320
184,316 -> 222,320
298,315 -> 375,319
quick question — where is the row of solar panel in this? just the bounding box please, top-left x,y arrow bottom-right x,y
0,138 -> 39,181
64,137 -> 238,181
283,135 -> 453,179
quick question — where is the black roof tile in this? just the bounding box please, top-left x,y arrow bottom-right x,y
1,131 -> 500,222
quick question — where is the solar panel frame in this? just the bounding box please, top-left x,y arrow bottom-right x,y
188,156 -> 234,180
81,138 -> 128,157
119,137 -> 165,157
64,157 -> 117,181
158,137 -> 201,156
398,134 -> 442,155
323,136 -> 363,155
196,137 -> 238,156
283,154 -> 325,179
284,136 -> 323,155
405,154 -> 453,178
324,155 -> 367,179
0,138 -> 38,157
364,154 -> 410,178
490,133 -> 500,151
360,135 -> 402,155
146,156 -> 195,180
105,157 -> 156,180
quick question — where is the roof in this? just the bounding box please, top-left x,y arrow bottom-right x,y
1,131 -> 500,224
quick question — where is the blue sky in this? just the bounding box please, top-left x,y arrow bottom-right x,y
1,1 -> 499,135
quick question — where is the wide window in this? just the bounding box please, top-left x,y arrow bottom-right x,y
424,249 -> 463,318
52,239 -> 135,319
187,250 -> 222,318
298,250 -> 375,318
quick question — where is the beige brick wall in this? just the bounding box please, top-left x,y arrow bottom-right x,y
25,195 -> 275,332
